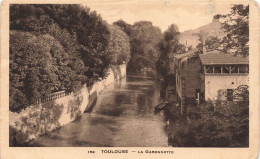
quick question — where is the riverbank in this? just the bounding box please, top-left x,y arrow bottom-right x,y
165,100 -> 249,147
9,64 -> 126,146
19,75 -> 168,147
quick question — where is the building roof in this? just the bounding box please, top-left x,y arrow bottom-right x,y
199,51 -> 249,65
174,49 -> 198,60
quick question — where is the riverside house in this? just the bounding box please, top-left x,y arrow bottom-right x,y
174,49 -> 249,115
199,50 -> 249,101
174,50 -> 201,115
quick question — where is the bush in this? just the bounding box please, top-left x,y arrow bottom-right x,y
168,86 -> 249,147
9,88 -> 29,112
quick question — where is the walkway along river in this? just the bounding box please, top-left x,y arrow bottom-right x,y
27,75 -> 169,147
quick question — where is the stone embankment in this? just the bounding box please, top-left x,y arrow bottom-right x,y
9,64 -> 126,146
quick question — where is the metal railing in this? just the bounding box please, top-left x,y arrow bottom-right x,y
33,90 -> 72,105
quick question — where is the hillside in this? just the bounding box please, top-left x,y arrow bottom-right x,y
179,19 -> 225,48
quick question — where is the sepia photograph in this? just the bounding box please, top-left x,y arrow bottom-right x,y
1,0 -> 259,158
8,2 -> 251,147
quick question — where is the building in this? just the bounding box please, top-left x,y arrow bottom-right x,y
174,50 -> 201,115
199,50 -> 249,101
174,49 -> 249,115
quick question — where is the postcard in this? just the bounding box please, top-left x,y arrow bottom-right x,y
1,0 -> 259,158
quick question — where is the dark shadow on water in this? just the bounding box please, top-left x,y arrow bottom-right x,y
88,116 -> 118,125
95,107 -> 124,117
84,97 -> 97,113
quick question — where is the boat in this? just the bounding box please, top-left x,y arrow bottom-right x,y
154,102 -> 169,111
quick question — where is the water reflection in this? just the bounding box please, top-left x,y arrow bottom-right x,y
27,75 -> 168,147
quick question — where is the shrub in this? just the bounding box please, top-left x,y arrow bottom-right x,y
168,85 -> 249,147
9,88 -> 29,112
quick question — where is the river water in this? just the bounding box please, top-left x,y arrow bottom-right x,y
27,75 -> 168,147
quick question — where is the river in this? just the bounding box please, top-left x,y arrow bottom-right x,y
27,75 -> 169,147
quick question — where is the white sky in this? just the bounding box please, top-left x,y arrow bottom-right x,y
84,0 -> 232,32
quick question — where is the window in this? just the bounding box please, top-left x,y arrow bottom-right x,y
223,66 -> 229,73
214,66 -> 221,73
195,89 -> 200,98
195,89 -> 200,104
239,65 -> 249,73
231,66 -> 238,73
176,75 -> 179,87
204,65 -> 249,74
190,57 -> 196,63
205,66 -> 213,73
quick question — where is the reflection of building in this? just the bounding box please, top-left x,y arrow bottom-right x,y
199,50 -> 249,101
174,49 -> 249,115
174,50 -> 201,115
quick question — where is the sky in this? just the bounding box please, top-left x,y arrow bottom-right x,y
84,0 -> 232,32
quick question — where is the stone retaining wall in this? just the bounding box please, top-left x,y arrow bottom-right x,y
9,64 -> 126,146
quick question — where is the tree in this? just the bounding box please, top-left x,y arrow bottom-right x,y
10,31 -> 59,111
127,21 -> 162,72
220,5 -> 249,56
106,25 -> 130,65
9,31 -> 87,112
10,4 -> 112,84
113,19 -> 132,36
156,24 -> 185,81
196,36 -> 220,53
10,5 -> 53,33
195,30 -> 209,54
9,4 -> 132,112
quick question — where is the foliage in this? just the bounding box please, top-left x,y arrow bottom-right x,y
9,4 -> 130,112
114,20 -> 163,73
10,31 -> 88,112
156,24 -> 185,81
9,88 -> 29,112
113,19 -> 133,36
168,85 -> 249,147
195,5 -> 249,56
10,4 -> 111,84
106,25 -> 130,65
127,21 -> 162,72
196,36 -> 221,53
10,31 -> 56,111
220,5 -> 249,56
36,4 -> 111,81
45,23 -> 79,56
10,5 -> 53,32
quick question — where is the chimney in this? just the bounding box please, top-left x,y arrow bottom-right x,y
185,47 -> 189,52
185,40 -> 189,52
202,38 -> 206,54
